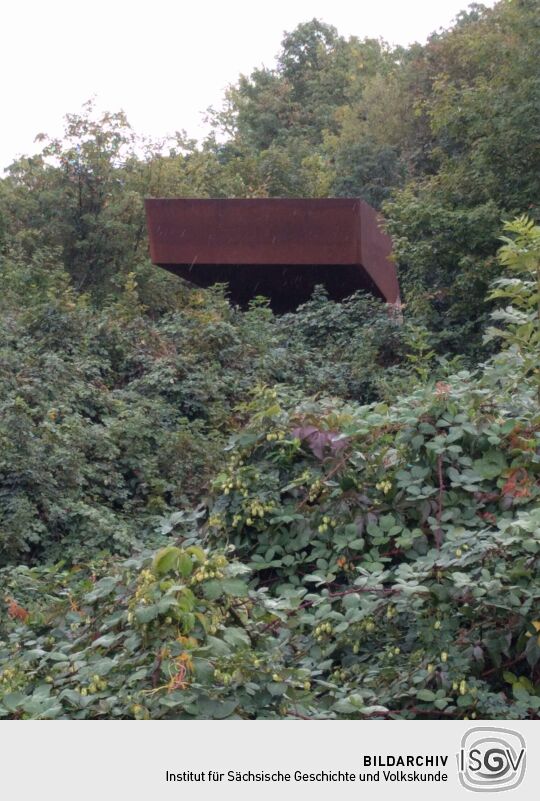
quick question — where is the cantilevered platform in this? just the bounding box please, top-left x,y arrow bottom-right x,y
145,198 -> 400,311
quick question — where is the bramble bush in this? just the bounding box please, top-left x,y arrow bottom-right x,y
0,219 -> 538,719
0,546 -> 300,720
0,250 -> 403,565
1,368 -> 538,718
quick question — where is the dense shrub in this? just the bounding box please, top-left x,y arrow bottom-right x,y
1,368 -> 538,718
0,247 -> 406,565
1,220 -> 538,719
0,547 -> 294,719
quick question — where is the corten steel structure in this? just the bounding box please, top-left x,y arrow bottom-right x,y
145,198 -> 400,312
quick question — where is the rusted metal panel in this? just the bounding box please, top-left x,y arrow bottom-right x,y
145,198 -> 399,310
358,200 -> 399,305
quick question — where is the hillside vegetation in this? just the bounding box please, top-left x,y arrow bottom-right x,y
0,0 -> 539,719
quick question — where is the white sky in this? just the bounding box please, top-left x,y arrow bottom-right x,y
2,0 -> 496,170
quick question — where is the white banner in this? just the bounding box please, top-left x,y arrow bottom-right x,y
1,720 -> 537,799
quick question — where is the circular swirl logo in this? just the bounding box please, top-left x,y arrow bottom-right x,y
458,727 -> 526,792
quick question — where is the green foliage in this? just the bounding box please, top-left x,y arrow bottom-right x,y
205,2 -> 540,355
0,2 -> 539,720
0,547 -> 294,719
403,323 -> 436,383
484,216 -> 540,403
384,193 -> 502,354
2,324 -> 539,718
2,2 -> 538,357
1,216 -> 539,719
383,0 -> 540,354
0,251 -> 407,565
0,102 -> 145,297
203,365 -> 538,586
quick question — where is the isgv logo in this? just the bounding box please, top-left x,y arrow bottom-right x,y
457,727 -> 526,792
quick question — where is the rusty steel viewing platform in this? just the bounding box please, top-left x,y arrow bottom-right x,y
145,198 -> 400,311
